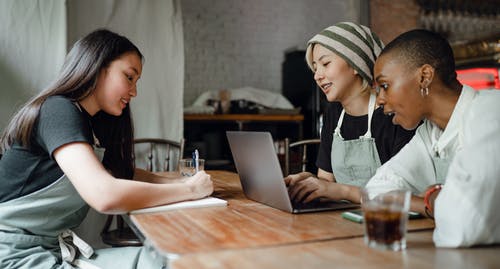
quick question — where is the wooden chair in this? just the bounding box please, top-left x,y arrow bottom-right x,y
101,138 -> 185,247
133,138 -> 185,172
284,138 -> 321,176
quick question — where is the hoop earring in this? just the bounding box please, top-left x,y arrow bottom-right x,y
420,87 -> 429,97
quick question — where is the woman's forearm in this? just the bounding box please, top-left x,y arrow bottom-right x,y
410,195 -> 426,215
339,184 -> 361,203
93,177 -> 203,214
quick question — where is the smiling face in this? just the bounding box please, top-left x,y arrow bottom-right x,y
374,53 -> 426,130
311,44 -> 361,102
93,52 -> 143,116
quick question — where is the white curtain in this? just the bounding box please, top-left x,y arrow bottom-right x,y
67,0 -> 184,143
0,0 -> 67,132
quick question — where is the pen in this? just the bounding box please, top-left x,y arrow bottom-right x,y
194,149 -> 199,173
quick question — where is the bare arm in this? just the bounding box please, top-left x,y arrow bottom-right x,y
318,168 -> 363,203
317,168 -> 334,182
410,194 -> 428,216
54,142 -> 213,214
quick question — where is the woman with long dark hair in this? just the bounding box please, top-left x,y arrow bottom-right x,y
0,29 -> 212,268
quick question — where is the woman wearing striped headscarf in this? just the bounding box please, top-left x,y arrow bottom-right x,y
285,22 -> 415,204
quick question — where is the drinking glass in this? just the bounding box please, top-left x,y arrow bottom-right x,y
360,187 -> 411,251
178,158 -> 205,177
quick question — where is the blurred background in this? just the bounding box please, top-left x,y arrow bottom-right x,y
1,0 -> 499,174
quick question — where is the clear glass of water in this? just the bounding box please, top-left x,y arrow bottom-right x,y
178,158 -> 205,177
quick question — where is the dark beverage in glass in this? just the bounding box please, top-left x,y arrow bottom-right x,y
361,188 -> 411,251
364,208 -> 406,249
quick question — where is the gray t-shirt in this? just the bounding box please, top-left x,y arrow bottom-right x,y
0,96 -> 93,202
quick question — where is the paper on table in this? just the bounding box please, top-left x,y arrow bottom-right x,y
130,197 -> 227,214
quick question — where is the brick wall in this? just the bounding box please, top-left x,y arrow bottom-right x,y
369,0 -> 420,44
181,0 -> 364,106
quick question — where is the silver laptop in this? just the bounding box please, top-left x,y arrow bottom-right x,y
226,131 -> 358,213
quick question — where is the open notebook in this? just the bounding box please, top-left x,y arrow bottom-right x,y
130,197 -> 227,214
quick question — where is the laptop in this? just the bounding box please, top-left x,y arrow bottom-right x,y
226,131 -> 358,213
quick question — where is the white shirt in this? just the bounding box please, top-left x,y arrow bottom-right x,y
366,85 -> 500,247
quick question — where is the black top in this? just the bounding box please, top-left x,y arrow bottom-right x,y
0,96 -> 94,203
316,102 -> 416,173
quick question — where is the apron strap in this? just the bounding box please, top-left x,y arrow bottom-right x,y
334,110 -> 347,139
334,93 -> 377,139
58,229 -> 95,261
363,93 -> 377,138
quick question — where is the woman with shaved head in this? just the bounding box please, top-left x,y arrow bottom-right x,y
368,29 -> 500,247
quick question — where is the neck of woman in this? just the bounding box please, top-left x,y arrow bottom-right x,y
79,94 -> 100,116
426,85 -> 462,130
341,86 -> 372,116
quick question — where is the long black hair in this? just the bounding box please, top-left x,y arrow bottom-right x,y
0,29 -> 143,179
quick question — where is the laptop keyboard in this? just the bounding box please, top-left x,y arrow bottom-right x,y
292,197 -> 356,210
292,199 -> 338,210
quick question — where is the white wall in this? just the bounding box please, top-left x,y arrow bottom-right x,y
181,0 -> 366,106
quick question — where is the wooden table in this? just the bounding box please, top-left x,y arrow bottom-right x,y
172,230 -> 500,269
128,171 -> 440,267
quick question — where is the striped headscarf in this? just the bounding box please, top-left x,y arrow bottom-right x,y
306,22 -> 384,85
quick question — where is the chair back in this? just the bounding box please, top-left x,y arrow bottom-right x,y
101,137 -> 185,247
284,138 -> 321,176
133,138 -> 185,172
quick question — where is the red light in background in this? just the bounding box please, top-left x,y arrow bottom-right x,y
456,68 -> 500,90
